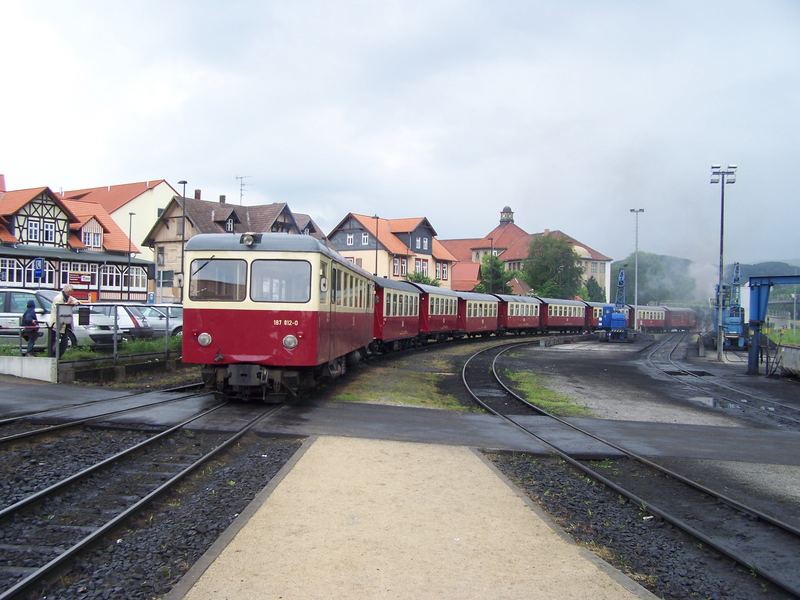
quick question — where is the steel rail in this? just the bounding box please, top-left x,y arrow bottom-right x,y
0,390 -> 212,444
0,404 -> 281,600
0,381 -> 204,425
462,341 -> 800,597
0,401 -> 228,518
651,333 -> 800,425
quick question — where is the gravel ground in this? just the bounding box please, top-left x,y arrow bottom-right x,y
0,427 -> 153,508
488,452 -> 791,600
11,430 -> 303,600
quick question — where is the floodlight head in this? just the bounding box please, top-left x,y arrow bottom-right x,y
727,175 -> 736,184
711,164 -> 721,171
710,176 -> 720,184
728,164 -> 738,170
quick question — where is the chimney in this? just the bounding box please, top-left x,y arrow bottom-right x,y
0,174 -> 5,192
194,189 -> 201,200
544,228 -> 550,234
219,194 -> 226,204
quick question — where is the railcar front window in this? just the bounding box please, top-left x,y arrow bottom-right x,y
189,259 -> 247,301
251,260 -> 311,303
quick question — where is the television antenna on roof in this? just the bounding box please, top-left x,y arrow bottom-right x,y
235,175 -> 251,205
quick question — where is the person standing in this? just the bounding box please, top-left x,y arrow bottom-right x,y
21,300 -> 40,356
47,284 -> 80,356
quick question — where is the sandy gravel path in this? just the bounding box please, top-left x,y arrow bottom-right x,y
177,436 -> 652,599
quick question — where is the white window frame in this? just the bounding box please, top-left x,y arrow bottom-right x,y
225,218 -> 234,232
401,258 -> 407,276
362,232 -> 369,245
27,220 -> 40,241
415,236 -> 421,249
423,237 -> 428,250
393,257 -> 399,276
42,221 -> 55,243
421,261 -> 428,277
435,262 -> 441,279
346,233 -> 354,246
442,263 -> 448,280
0,258 -> 24,285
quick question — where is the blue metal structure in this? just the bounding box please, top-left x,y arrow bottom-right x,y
715,263 -> 747,349
747,275 -> 800,374
599,269 -> 633,341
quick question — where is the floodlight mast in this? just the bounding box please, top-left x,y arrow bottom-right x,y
710,164 -> 737,362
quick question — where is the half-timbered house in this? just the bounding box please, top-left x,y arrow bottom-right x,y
0,182 -> 152,301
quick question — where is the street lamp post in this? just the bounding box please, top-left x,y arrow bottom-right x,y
630,209 -> 644,330
488,237 -> 494,293
178,180 -> 188,300
373,215 -> 379,276
793,293 -> 797,330
127,212 -> 135,300
710,164 -> 737,362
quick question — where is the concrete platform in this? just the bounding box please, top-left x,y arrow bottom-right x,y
166,436 -> 654,600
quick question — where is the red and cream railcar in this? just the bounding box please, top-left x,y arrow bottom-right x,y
631,305 -> 666,331
495,294 -> 542,333
537,297 -> 587,333
373,279 -> 420,350
457,291 -> 500,336
408,282 -> 461,341
664,307 -> 696,331
182,233 -> 374,400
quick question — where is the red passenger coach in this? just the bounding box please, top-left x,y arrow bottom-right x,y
373,279 -> 420,350
664,307 -> 696,331
632,306 -> 666,332
182,233 -> 374,400
495,294 -> 542,333
538,297 -> 587,333
409,282 -> 461,341
457,291 -> 500,336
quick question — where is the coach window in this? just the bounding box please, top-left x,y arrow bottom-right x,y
320,262 -> 329,304
251,260 -> 311,303
189,259 -> 247,301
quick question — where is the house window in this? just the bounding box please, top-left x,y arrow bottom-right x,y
423,237 -> 428,250
0,258 -> 23,284
356,258 -> 363,267
346,233 -> 354,246
27,220 -> 40,241
157,247 -> 165,266
101,265 -> 122,288
362,233 -> 369,245
435,262 -> 441,279
415,236 -> 421,249
393,257 -> 399,276
83,231 -> 92,246
93,232 -> 101,247
422,261 -> 428,276
43,222 -> 55,243
303,227 -> 310,235
225,218 -> 234,232
442,263 -> 448,280
401,258 -> 407,276
414,258 -> 422,273
26,261 -> 55,285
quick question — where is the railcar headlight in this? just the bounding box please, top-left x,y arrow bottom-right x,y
282,334 -> 298,349
197,332 -> 212,346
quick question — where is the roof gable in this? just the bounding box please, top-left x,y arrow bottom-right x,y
62,198 -> 139,253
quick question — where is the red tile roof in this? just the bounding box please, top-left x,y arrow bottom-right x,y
62,179 -> 175,214
451,262 -> 480,291
62,199 -> 139,253
349,214 -> 412,256
508,277 -> 531,296
0,224 -> 17,243
431,238 -> 457,262
0,187 -> 79,221
438,238 -> 480,263
69,233 -> 86,249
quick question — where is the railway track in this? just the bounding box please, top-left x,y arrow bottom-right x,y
463,341 -> 800,597
0,383 -> 207,443
647,332 -> 800,427
0,402 -> 280,599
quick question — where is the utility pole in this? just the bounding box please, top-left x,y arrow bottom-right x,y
710,164 -> 738,362
629,209 -> 644,330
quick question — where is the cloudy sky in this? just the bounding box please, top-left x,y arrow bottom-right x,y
2,1 -> 798,272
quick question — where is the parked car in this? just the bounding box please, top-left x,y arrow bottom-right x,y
87,303 -> 155,340
139,304 -> 183,336
0,288 -> 121,351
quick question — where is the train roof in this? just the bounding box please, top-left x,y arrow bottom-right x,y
374,278 -> 420,294
184,232 -> 373,278
406,282 -> 461,297
663,306 -> 695,313
584,301 -> 613,308
457,290 -> 500,302
493,294 -> 542,304
535,296 -> 587,306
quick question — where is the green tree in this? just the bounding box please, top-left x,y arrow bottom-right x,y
474,254 -> 512,294
523,236 -> 583,298
406,272 -> 440,287
585,276 -> 605,302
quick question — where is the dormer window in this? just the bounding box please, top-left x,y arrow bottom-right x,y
225,218 -> 234,232
422,237 -> 428,250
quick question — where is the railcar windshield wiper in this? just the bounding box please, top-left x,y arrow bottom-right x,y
191,255 -> 216,278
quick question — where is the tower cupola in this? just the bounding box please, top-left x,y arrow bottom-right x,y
500,206 -> 514,224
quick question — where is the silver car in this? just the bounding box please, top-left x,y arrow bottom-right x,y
0,288 -> 121,350
139,305 -> 183,336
